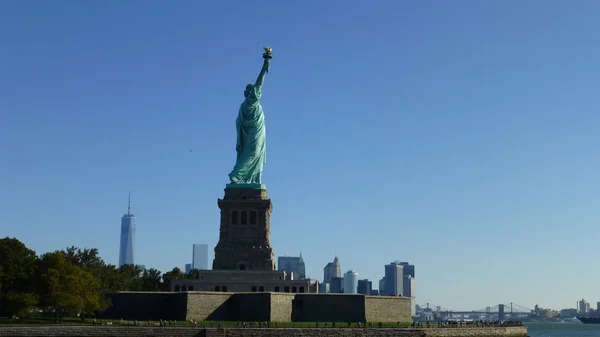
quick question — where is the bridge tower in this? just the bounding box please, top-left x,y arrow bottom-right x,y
498,304 -> 505,321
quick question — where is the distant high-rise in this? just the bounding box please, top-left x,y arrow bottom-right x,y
185,263 -> 192,274
118,191 -> 136,267
383,262 -> 404,296
398,262 -> 415,298
357,279 -> 372,295
384,261 -> 416,316
318,282 -> 330,294
297,254 -> 306,279
323,256 -> 341,283
379,277 -> 385,293
343,270 -> 358,294
578,299 -> 590,313
330,276 -> 343,293
192,244 -> 209,270
278,253 -> 306,279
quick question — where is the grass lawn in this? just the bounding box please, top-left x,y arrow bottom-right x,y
0,317 -> 412,328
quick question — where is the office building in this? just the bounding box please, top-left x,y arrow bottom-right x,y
357,279 -> 372,295
330,276 -> 343,293
578,299 -> 590,313
399,262 -> 415,278
118,191 -> 136,267
323,256 -> 341,283
383,262 -> 404,296
343,270 -> 358,294
318,282 -> 330,294
381,261 -> 416,315
185,263 -> 192,274
192,244 -> 209,270
296,254 -> 306,279
278,254 -> 306,280
398,262 -> 415,297
398,262 -> 416,315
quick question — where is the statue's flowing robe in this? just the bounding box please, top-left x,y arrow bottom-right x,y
228,85 -> 266,184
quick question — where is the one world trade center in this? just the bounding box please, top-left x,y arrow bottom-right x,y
118,191 -> 136,267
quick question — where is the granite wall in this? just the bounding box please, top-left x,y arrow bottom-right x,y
108,291 -> 412,323
290,294 -> 366,322
231,293 -> 271,322
269,292 -> 294,321
106,292 -> 187,321
185,292 -> 231,321
0,326 -> 529,337
365,296 -> 412,323
185,292 -> 271,322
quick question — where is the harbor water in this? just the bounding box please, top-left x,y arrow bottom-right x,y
527,322 -> 600,337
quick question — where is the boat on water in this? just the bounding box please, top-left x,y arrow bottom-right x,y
576,316 -> 600,324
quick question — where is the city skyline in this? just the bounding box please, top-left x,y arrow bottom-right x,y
2,1 -> 600,310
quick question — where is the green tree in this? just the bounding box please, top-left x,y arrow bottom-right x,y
140,268 -> 163,291
62,246 -> 105,272
0,237 -> 39,316
36,251 -> 102,318
187,268 -> 201,279
99,263 -> 125,293
118,264 -> 143,291
60,246 -> 117,311
161,267 -> 186,291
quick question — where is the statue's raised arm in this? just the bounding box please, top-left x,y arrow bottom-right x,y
254,47 -> 272,92
228,47 -> 273,187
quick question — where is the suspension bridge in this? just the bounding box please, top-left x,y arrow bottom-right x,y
417,303 -> 533,320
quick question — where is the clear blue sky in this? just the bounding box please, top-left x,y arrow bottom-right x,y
1,0 -> 599,311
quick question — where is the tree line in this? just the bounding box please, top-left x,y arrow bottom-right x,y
0,237 -> 195,318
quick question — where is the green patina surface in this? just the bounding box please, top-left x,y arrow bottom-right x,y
228,49 -> 272,186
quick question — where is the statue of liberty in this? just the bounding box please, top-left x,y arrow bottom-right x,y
228,47 -> 273,187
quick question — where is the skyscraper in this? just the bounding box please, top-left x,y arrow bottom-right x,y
118,191 -> 136,267
323,256 -> 341,283
383,262 -> 404,296
192,244 -> 209,270
330,276 -> 343,293
297,254 -> 306,279
578,299 -> 590,313
381,261 -> 416,315
277,253 -> 306,279
398,262 -> 415,298
357,279 -> 372,295
343,270 -> 358,294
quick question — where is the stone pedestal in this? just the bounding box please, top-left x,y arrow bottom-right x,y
212,187 -> 276,271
